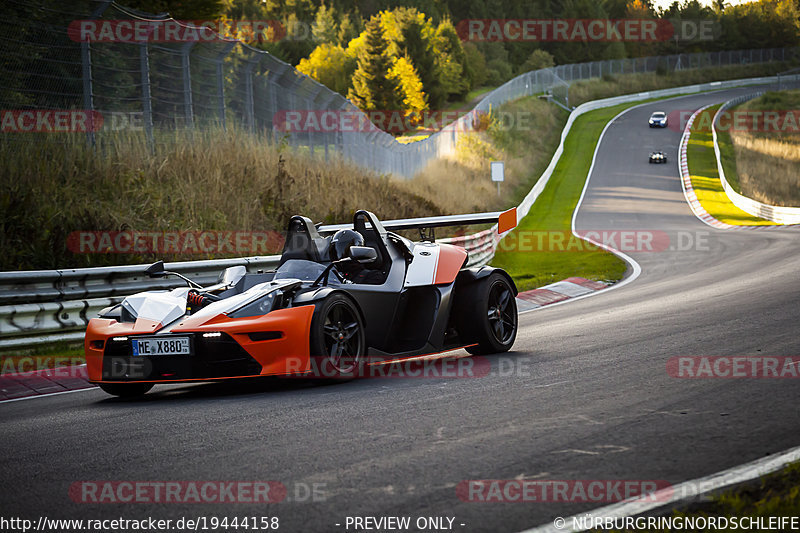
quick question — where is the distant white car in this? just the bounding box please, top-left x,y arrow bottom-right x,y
649,151 -> 668,164
649,111 -> 668,128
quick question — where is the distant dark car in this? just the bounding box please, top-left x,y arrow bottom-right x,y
649,151 -> 668,164
648,111 -> 668,128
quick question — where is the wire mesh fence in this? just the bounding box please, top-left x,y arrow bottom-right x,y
2,0 -> 798,178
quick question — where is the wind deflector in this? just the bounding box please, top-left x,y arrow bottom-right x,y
317,208 -> 517,237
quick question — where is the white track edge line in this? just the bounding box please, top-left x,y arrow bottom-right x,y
0,386 -> 96,404
519,445 -> 800,533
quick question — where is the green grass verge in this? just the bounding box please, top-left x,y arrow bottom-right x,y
1,341 -> 84,375
715,118 -> 741,193
443,86 -> 497,111
687,106 -> 776,226
491,103 -> 638,292
593,461 -> 800,532
676,460 -> 800,522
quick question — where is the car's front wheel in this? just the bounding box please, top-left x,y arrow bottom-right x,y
309,294 -> 366,378
461,272 -> 518,355
98,383 -> 154,397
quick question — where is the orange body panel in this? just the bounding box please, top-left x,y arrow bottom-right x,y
84,318 -> 161,381
498,207 -> 517,234
84,305 -> 316,382
434,243 -> 468,285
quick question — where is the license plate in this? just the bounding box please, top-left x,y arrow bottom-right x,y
131,336 -> 192,356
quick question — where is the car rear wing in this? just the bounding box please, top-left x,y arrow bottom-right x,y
317,207 -> 517,241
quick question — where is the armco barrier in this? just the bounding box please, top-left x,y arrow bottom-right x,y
713,94 -> 800,224
1,73 -> 794,349
0,256 -> 281,348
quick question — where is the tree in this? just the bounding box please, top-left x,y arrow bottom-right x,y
297,43 -> 356,95
337,14 -> 360,46
520,49 -> 555,73
312,4 -> 339,45
380,8 -> 445,107
389,55 -> 428,123
348,16 -> 402,112
462,42 -> 488,89
433,19 -> 469,98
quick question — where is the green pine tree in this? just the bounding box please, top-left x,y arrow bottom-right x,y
313,4 -> 339,44
348,16 -> 401,112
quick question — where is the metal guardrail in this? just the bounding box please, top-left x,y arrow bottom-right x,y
0,238 -> 497,348
2,73 -> 794,349
712,91 -> 800,224
0,256 -> 280,348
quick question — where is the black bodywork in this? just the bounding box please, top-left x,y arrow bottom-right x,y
284,210 -> 515,359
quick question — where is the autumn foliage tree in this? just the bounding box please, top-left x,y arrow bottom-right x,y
347,16 -> 402,112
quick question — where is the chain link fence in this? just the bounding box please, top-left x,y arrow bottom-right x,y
3,0 -> 798,178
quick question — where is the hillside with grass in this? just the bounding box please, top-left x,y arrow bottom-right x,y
723,90 -> 800,207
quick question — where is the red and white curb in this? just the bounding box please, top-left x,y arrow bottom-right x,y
0,365 -> 92,402
516,277 -> 608,312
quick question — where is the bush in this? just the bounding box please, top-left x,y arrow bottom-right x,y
520,49 -> 555,73
486,59 -> 513,86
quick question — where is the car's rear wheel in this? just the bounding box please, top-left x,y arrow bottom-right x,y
309,294 -> 365,378
461,272 -> 518,355
98,383 -> 153,397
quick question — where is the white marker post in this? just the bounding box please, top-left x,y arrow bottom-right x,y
491,161 -> 504,197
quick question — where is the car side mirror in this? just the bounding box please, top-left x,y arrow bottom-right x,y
145,260 -> 166,278
217,265 -> 246,286
349,246 -> 378,264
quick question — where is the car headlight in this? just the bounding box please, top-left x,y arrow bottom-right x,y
227,292 -> 278,319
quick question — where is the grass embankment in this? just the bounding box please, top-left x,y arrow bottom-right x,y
1,94 -> 563,271
595,460 -> 800,533
408,95 -> 568,216
1,342 -> 85,373
0,129 -> 450,271
569,62 -> 793,107
675,460 -> 800,525
725,90 -> 800,207
490,104 -> 634,292
686,106 -> 777,226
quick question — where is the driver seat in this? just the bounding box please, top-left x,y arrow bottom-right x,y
279,215 -> 330,265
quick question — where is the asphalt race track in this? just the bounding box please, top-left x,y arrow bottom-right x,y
2,86 -> 799,532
